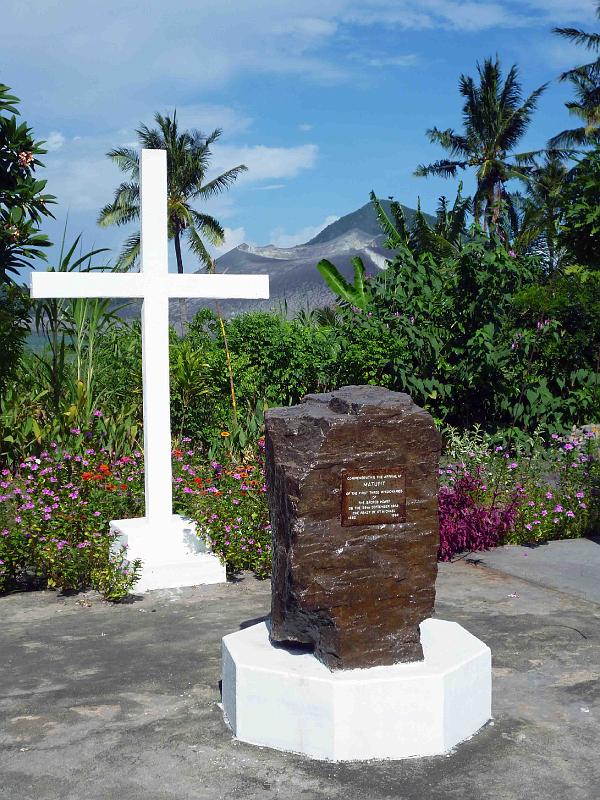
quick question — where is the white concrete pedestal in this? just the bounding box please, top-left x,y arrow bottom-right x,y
110,515 -> 226,592
222,618 -> 491,761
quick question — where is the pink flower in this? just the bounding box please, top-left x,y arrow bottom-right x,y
566,511 -> 575,518
554,505 -> 563,513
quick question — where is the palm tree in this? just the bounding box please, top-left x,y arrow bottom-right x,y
98,111 -> 247,275
415,58 -> 546,230
99,111 -> 247,417
514,154 -> 569,268
550,4 -> 600,147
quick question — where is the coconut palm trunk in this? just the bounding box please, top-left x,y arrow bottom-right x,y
173,230 -> 188,335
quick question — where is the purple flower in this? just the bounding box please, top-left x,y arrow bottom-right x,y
93,409 -> 103,418
566,511 -> 575,518
554,504 -> 564,513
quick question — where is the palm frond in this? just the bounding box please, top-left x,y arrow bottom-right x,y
115,233 -> 140,271
186,225 -> 213,271
195,165 -> 248,199
189,209 -> 225,246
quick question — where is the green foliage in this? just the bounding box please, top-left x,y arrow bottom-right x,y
0,283 -> 30,396
558,149 -> 600,268
414,58 -> 546,229
0,238 -> 141,466
316,256 -> 368,310
333,230 -> 542,428
551,3 -> 600,148
0,82 -> 55,284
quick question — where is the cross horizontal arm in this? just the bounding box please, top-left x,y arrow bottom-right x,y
30,272 -> 146,299
30,271 -> 270,301
164,274 -> 269,299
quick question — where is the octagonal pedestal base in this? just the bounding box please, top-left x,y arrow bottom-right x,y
222,618 -> 491,761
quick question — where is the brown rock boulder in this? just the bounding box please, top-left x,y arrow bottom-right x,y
265,385 -> 441,670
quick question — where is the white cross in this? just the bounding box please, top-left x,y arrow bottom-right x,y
31,149 -> 269,526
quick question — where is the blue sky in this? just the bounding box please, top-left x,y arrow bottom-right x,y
2,0 -> 598,270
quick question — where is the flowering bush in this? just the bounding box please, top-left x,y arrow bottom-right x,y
438,469 -> 520,561
174,438 -> 271,578
440,426 -> 599,558
0,444 -> 144,598
1,422 -> 597,596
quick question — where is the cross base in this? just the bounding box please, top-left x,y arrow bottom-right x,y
110,515 -> 226,593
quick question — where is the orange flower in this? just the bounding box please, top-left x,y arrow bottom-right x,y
194,477 -> 203,485
120,483 -> 127,490
173,448 -> 183,457
98,464 -> 111,475
82,471 -> 93,481
220,431 -> 230,438
107,483 -> 116,491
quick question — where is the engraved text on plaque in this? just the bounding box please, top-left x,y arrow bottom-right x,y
341,468 -> 406,526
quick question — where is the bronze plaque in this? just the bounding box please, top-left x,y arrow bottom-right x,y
341,468 -> 406,526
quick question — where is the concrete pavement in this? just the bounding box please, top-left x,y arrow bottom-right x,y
1,543 -> 599,800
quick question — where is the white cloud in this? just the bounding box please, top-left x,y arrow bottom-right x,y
212,144 -> 318,182
365,54 -> 419,67
255,184 -> 286,191
299,123 -> 313,132
2,0 -> 596,126
45,131 -> 65,152
169,104 -> 253,137
270,214 -> 339,247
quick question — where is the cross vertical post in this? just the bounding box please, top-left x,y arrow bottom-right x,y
139,149 -> 172,524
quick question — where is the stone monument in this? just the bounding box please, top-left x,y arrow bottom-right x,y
267,385 -> 439,669
222,386 -> 492,761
